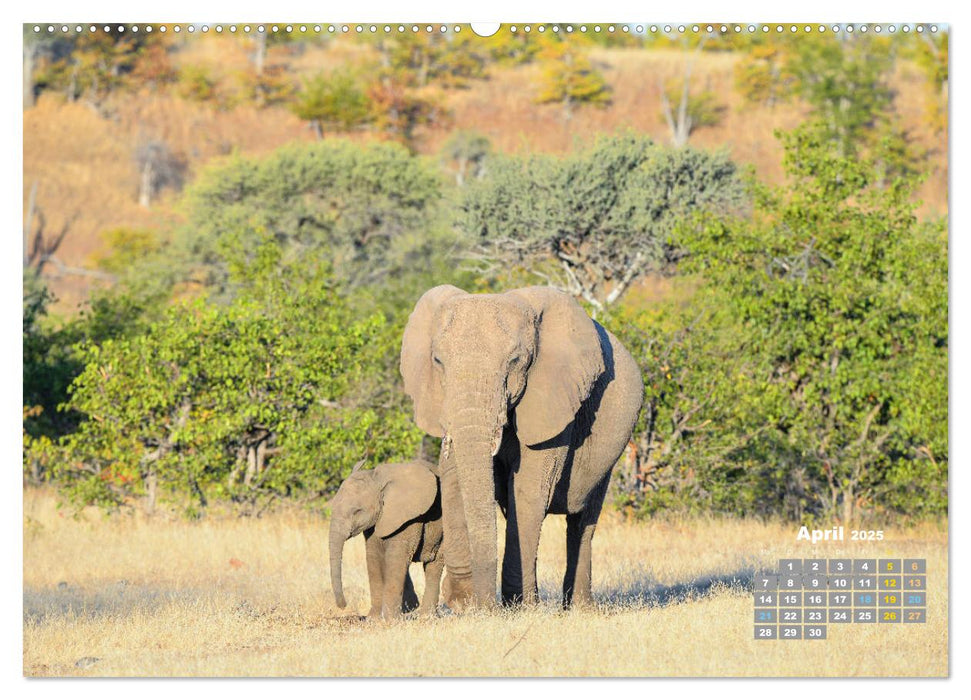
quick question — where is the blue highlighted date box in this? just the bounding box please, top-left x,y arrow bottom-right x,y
755,609 -> 777,623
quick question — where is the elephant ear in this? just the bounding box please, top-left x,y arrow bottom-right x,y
508,287 -> 605,447
400,285 -> 468,437
373,462 -> 439,539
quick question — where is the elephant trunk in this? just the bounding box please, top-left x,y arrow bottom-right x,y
329,521 -> 348,609
450,431 -> 499,608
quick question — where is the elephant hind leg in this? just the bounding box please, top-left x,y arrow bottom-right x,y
418,554 -> 445,615
563,478 -> 608,609
501,474 -> 545,606
563,513 -> 597,608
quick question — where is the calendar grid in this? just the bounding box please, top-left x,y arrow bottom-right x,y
754,558 -> 926,639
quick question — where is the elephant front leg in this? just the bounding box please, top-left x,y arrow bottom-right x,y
501,468 -> 547,606
418,554 -> 445,616
380,537 -> 417,620
364,534 -> 385,618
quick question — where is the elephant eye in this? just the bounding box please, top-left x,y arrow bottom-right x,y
433,355 -> 443,366
509,355 -> 521,366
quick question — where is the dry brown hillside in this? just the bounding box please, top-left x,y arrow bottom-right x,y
23,40 -> 948,313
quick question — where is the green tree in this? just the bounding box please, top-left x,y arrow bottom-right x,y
786,33 -> 895,157
535,41 -> 610,118
55,255 -> 423,514
681,121 -> 947,523
179,139 -> 446,294
461,134 -> 746,311
440,130 -> 490,185
290,71 -> 372,139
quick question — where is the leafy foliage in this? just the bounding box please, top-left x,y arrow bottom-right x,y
672,121 -> 947,522
440,130 -> 491,185
179,139 -> 446,293
55,258 -> 423,513
535,42 -> 611,115
461,134 -> 747,310
290,71 -> 372,138
786,34 -> 896,157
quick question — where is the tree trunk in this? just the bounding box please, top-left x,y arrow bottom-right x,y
244,445 -> 257,486
145,466 -> 158,516
841,484 -> 854,526
253,32 -> 266,76
23,43 -> 36,109
138,160 -> 154,208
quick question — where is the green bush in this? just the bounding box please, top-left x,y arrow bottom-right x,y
54,257 -> 423,514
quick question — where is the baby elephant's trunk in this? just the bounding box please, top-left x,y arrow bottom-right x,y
329,523 -> 347,608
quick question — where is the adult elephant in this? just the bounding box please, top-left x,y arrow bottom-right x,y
400,285 -> 643,608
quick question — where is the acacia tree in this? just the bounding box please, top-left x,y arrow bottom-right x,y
460,134 -> 746,311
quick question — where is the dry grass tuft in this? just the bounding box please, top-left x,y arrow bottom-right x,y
23,488 -> 947,677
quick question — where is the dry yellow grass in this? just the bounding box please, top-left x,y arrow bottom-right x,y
22,488 -> 947,677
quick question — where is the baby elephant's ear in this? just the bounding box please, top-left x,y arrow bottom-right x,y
373,462 -> 438,539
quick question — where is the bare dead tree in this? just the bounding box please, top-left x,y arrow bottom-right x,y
134,140 -> 186,209
659,33 -> 711,148
23,182 -> 115,282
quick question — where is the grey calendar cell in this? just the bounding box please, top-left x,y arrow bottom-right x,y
879,575 -> 902,590
755,592 -> 777,607
804,625 -> 827,640
828,575 -> 852,589
804,592 -> 826,607
754,574 -> 778,590
779,592 -> 801,607
904,575 -> 926,590
904,592 -> 926,607
754,625 -> 777,640
779,625 -> 802,640
755,608 -> 777,624
854,559 -> 877,574
804,609 -> 826,623
829,559 -> 851,574
828,591 -> 852,607
803,574 -> 826,589
879,592 -> 902,606
828,608 -> 852,623
879,609 -> 902,623
779,608 -> 802,624
804,559 -> 826,574
854,591 -> 877,606
854,575 -> 877,590
879,559 -> 902,574
779,575 -> 801,590
779,559 -> 802,575
904,559 -> 926,574
854,608 -> 877,623
903,609 -> 927,624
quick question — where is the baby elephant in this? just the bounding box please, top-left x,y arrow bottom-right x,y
329,459 -> 444,619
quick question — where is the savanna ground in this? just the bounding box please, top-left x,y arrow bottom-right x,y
23,488 -> 948,677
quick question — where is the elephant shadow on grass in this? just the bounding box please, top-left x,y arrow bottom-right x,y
23,581 -> 204,624
538,566 -> 756,612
